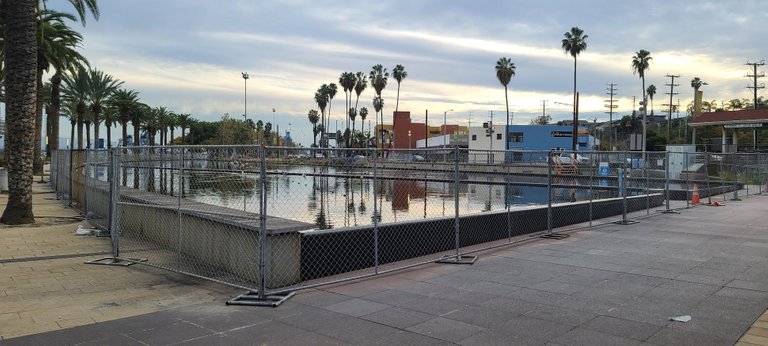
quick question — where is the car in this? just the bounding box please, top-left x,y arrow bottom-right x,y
412,155 -> 425,162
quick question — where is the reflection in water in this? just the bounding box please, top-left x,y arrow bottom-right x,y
183,166 -> 612,230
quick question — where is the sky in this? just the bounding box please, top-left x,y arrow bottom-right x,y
37,0 -> 768,147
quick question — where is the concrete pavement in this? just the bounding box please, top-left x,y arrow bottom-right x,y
2,182 -> 768,345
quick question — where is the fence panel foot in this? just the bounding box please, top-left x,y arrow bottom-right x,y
84,257 -> 145,266
540,233 -> 570,240
613,219 -> 639,225
436,255 -> 477,265
226,291 -> 295,307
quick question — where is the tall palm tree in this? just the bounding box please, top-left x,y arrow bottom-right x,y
110,89 -> 139,147
372,95 -> 383,147
690,77 -> 706,115
631,49 -> 652,151
61,100 -> 78,151
314,87 -> 329,147
61,66 -> 89,149
561,27 -> 588,151
646,84 -> 656,116
87,68 -> 122,149
326,83 -> 337,138
102,103 -> 117,149
177,113 -> 191,144
1,0 -> 38,224
54,0 -> 100,26
353,72 -> 367,136
130,103 -> 149,188
369,65 -> 389,147
495,57 -> 516,150
392,64 -> 407,111
308,109 -> 319,147
339,73 -> 355,146
359,107 -> 369,147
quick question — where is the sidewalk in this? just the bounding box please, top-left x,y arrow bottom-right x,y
0,181 -> 240,341
2,182 -> 768,345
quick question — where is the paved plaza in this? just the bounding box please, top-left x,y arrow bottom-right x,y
2,183 -> 768,345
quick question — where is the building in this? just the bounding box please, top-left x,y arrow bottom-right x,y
690,108 -> 768,152
468,124 -> 593,163
374,111 -> 468,149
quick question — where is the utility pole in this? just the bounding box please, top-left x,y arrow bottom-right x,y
663,74 -> 680,143
605,83 -> 618,150
541,100 -> 548,118
746,61 -> 766,110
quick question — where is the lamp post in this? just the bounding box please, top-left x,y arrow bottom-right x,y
443,109 -> 453,147
272,108 -> 276,146
241,72 -> 249,122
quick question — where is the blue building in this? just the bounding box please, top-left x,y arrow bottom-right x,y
507,125 -> 592,162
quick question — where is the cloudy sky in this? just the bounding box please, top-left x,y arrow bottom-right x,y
43,0 -> 768,146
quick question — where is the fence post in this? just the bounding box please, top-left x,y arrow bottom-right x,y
588,151 -> 593,227
372,147 -> 379,274
84,150 -> 90,220
645,152 -> 650,215
621,152 -> 628,222
109,148 -> 120,258
665,151 -> 671,211
177,148 -> 183,269
732,153 -> 741,201
507,154 -> 513,241
258,145 -> 268,299
547,150 -> 553,234
453,145 -> 460,259
68,149 -> 74,207
706,153 -> 712,205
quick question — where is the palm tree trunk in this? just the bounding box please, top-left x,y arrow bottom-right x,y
396,83 -> 400,111
572,57 -> 578,151
106,123 -> 112,149
77,111 -> 84,149
642,77 -> 647,152
85,123 -> 91,149
70,120 -> 75,150
94,117 -> 100,149
50,72 -> 62,153
33,68 -> 44,174
1,0 -> 37,224
504,85 -> 510,152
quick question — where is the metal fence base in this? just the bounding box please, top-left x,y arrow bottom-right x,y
613,219 -> 639,225
226,291 -> 295,307
436,254 -> 477,265
540,233 -> 570,240
659,210 -> 680,214
84,257 -> 144,266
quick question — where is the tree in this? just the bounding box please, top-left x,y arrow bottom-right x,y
60,0 -> 100,26
353,72 -> 367,136
646,84 -> 656,116
631,49 -> 652,153
176,113 -> 191,144
110,89 -> 140,147
369,65 -> 389,147
530,114 -> 552,125
307,109 -> 319,147
392,64 -> 407,111
314,85 -> 329,147
1,0 -> 38,224
102,103 -> 117,148
372,95 -> 383,146
326,83 -> 337,141
495,57 -> 516,150
339,73 -> 356,147
61,66 -> 89,148
561,27 -> 588,151
359,107 -> 369,147
87,69 -> 122,149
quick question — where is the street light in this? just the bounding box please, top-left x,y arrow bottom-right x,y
443,109 -> 453,147
241,72 -> 249,121
272,108 -> 277,146
408,130 -> 412,149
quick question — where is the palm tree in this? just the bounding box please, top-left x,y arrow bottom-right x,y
369,65 -> 389,147
392,65 -> 407,111
308,109 -> 319,147
102,103 -> 118,148
61,66 -> 89,149
631,49 -> 652,151
359,107 -> 369,147
353,72 -> 367,136
327,83 -> 337,139
110,89 -> 139,147
372,95 -> 384,147
177,113 -> 191,144
130,103 -> 149,187
314,86 -> 329,147
87,69 -> 122,149
1,0 -> 38,224
339,73 -> 356,147
561,27 -> 588,151
495,57 -> 516,150
646,84 -> 656,116
56,0 -> 100,25
61,100 -> 78,151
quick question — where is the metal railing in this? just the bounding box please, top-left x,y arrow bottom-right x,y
49,146 -> 767,303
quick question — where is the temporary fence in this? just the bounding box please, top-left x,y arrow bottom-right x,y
48,146 -> 767,306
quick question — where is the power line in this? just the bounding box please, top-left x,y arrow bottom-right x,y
604,83 -> 618,149
746,61 -> 765,109
662,74 -> 680,141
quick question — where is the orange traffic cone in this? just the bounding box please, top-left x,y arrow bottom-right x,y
691,184 -> 701,205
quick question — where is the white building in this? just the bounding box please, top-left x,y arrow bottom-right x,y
468,122 -> 506,163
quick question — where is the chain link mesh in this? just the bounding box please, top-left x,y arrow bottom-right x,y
48,146 -> 768,296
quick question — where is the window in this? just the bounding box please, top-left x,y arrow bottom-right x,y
496,133 -> 502,140
509,132 -> 523,142
471,134 -> 477,141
